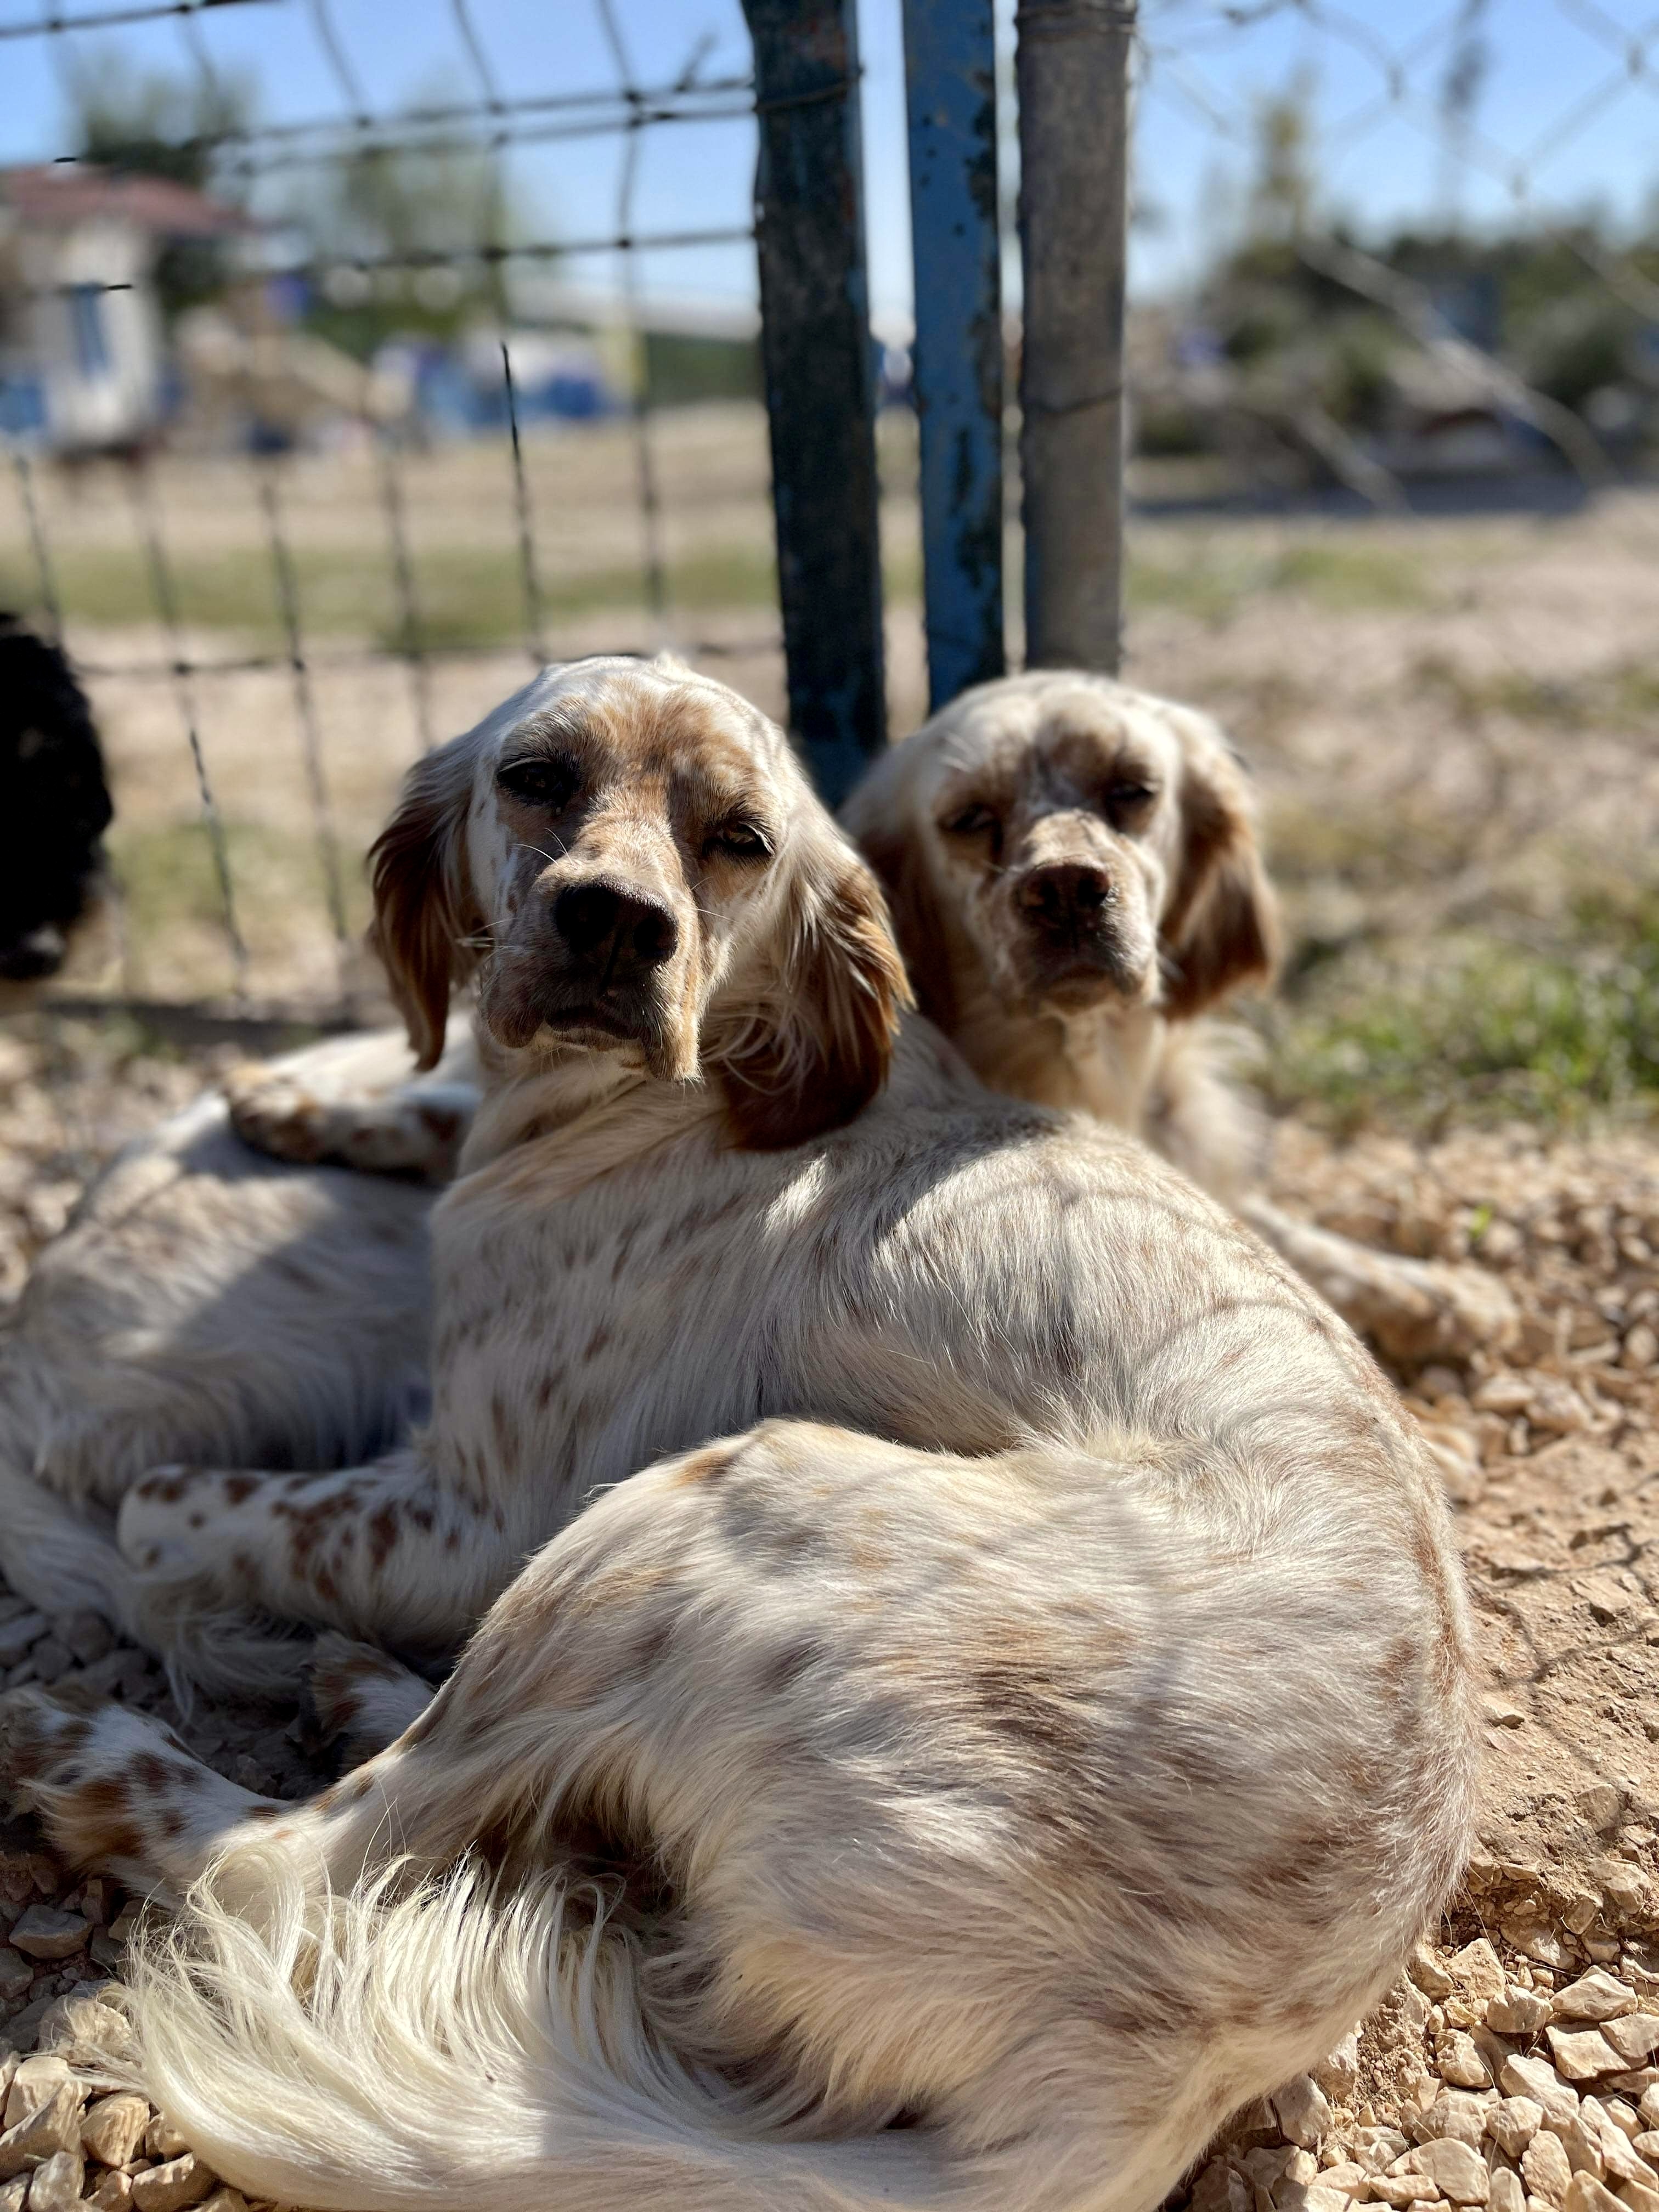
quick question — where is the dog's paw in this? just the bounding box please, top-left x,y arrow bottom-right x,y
1,1691 -> 262,1886
116,1463 -> 217,1578
224,1061 -> 336,1165
309,1633 -> 435,1756
225,1060 -> 466,1181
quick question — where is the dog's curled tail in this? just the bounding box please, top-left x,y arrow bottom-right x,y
131,1849 -> 1014,2212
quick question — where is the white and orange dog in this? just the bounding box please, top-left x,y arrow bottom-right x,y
4,656 -> 1476,2212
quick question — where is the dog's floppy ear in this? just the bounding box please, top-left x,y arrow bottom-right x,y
368,735 -> 482,1070
1160,724 -> 1279,1022
717,838 -> 911,1151
848,812 -> 957,1033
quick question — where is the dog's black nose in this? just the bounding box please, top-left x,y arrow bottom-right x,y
554,881 -> 679,974
1017,864 -> 1114,935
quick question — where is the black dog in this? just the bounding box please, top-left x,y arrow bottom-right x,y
0,616 -> 113,983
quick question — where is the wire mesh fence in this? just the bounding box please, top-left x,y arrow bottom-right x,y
1,0 -> 787,1014
3,0 -> 1659,1028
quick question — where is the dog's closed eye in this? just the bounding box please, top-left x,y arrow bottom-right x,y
939,802 -> 1002,860
703,819 -> 774,864
1099,781 -> 1157,831
498,755 -> 580,810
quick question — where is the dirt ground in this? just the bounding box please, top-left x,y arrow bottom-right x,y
5,436 -> 1659,2204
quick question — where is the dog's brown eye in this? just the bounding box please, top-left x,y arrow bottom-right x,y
1104,783 -> 1155,826
706,821 -> 772,862
941,803 -> 997,839
498,756 -> 577,810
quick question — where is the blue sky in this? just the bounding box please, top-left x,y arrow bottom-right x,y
3,0 -> 1656,326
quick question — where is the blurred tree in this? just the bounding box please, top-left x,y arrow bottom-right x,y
67,50 -> 258,318
281,111 -> 532,358
1244,77 -> 1317,246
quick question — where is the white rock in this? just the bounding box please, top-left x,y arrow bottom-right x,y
1558,1977 -> 1641,2026
1618,2185 -> 1659,2212
1506,1925 -> 1578,1972
1492,1991 -> 1558,2036
1414,1951 -> 1458,1999
1451,1946 -> 1510,2008
25,2149 -> 84,2212
1415,2140 -> 1489,2205
0,2083 -> 82,2182
1640,2090 -> 1659,2131
1553,2032 -> 1626,2084
1319,2165 -> 1372,2197
1504,2059 -> 1581,2129
1276,2078 -> 1337,2151
81,2095 -> 153,2170
1316,2034 -> 1363,2103
1371,2180 -> 1441,2206
1524,2132 -> 1575,2205
1419,2096 -> 1493,2149
1442,2036 -> 1493,2090
129,2154 -> 218,2212
1,2059 -> 67,2134
1491,2174 -> 1526,2212
1556,2113 -> 1606,2180
1489,2101 -> 1547,2159
1564,2177 -> 1624,2212
145,2116 -> 191,2162
1304,2189 -> 1358,2212
1360,2134 -> 1413,2173
1606,2025 -> 1659,2068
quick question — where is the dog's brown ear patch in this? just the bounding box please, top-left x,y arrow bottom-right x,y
1161,744 -> 1279,1021
720,851 -> 911,1151
368,739 -> 482,1069
851,817 -> 957,1034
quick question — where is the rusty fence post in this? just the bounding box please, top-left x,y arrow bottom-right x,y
1016,0 -> 1137,674
742,0 -> 886,806
902,0 -> 1005,713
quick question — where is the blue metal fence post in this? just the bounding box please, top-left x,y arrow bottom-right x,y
742,0 -> 886,807
902,0 -> 1005,712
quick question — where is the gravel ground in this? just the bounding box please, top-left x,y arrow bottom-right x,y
4,1020 -> 1659,2209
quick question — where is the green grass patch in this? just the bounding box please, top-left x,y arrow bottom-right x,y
1128,537 -> 1435,625
1261,891 -> 1659,1133
108,817 -> 371,996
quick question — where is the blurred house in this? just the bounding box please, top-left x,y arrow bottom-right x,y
0,162 -> 250,455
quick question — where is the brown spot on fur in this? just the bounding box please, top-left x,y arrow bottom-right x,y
668,1442 -> 736,1489
132,1750 -> 169,1794
223,1475 -> 258,1506
758,1637 -> 824,1695
368,1505 -> 401,1571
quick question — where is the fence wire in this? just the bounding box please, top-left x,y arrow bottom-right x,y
4,0 -> 1659,1015
1,0 -> 774,1013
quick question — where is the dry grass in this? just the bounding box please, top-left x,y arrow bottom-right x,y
7,412 -> 1659,1133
